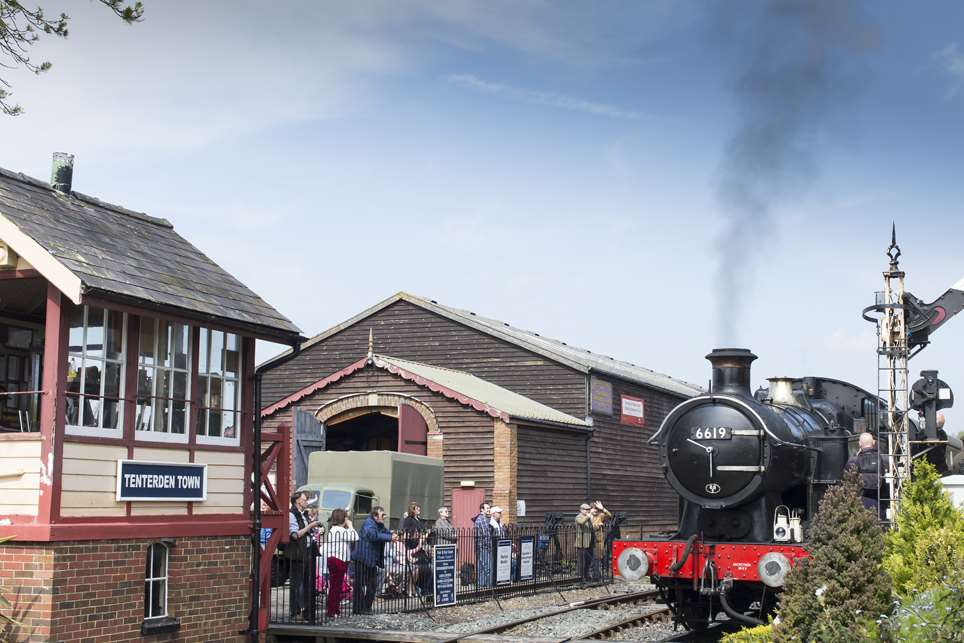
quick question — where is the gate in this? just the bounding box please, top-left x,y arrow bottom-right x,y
294,408 -> 325,489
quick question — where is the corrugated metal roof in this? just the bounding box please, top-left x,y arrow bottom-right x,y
374,354 -> 590,427
265,292 -> 702,397
0,166 -> 301,340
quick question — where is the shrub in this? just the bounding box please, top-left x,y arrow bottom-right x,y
721,623 -> 773,642
772,469 -> 892,642
876,574 -> 964,642
882,460 -> 964,600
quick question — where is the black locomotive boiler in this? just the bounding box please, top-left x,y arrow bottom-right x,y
613,348 -> 881,629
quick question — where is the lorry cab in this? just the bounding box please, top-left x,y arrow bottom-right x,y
296,484 -> 380,527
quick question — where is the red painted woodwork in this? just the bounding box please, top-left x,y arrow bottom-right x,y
256,422 -> 290,630
0,269 -> 41,280
0,517 -> 251,541
612,539 -> 809,583
451,486 -> 485,565
398,402 -> 428,455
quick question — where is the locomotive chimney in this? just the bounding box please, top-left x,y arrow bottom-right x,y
707,348 -> 757,396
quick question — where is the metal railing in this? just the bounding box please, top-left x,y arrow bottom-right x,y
267,522 -> 614,624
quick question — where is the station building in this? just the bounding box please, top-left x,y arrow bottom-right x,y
260,293 -> 702,530
0,159 -> 301,642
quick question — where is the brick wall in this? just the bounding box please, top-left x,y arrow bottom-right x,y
1,536 -> 250,643
0,544 -> 54,642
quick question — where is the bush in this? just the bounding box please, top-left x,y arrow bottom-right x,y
882,460 -> 964,600
876,575 -> 964,642
721,623 -> 773,642
773,469 -> 892,642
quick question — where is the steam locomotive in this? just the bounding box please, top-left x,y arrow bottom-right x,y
612,348 -> 884,629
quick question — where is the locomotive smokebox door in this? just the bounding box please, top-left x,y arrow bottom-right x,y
911,370 -> 954,439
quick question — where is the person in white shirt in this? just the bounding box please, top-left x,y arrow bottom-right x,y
323,508 -> 358,617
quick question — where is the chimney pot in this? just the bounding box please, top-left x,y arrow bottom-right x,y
706,347 -> 757,396
50,153 -> 74,194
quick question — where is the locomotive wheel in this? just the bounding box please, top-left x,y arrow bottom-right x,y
674,587 -> 710,631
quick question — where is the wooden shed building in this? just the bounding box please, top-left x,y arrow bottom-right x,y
260,293 -> 702,531
0,158 -> 301,642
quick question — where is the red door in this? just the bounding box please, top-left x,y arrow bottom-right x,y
397,403 -> 427,455
452,486 -> 485,565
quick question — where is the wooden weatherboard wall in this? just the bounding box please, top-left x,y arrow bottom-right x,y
588,374 -> 685,531
261,298 -> 692,532
261,300 -> 588,419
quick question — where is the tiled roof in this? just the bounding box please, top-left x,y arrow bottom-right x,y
0,166 -> 300,340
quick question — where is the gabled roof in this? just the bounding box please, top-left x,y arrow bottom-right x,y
262,353 -> 590,429
0,166 -> 301,341
263,292 -> 703,397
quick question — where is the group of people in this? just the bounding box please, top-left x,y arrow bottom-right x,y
285,492 -> 459,619
574,500 -> 612,581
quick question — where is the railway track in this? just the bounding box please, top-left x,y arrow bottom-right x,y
444,589 -> 667,642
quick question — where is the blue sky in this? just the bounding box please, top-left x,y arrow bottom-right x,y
1,1 -> 963,421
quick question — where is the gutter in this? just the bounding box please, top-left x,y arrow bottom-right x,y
248,341 -> 302,643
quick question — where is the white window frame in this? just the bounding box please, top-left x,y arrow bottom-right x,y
144,543 -> 168,620
134,319 -> 191,444
64,306 -> 127,439
195,328 -> 242,447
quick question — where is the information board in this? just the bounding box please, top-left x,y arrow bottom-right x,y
590,376 -> 613,415
433,544 -> 457,607
116,460 -> 207,502
518,536 -> 534,581
620,394 -> 646,427
496,539 -> 513,585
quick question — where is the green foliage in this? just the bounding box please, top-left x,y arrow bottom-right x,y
721,623 -> 773,642
875,575 -> 964,642
882,460 -> 964,600
773,469 -> 892,643
0,0 -> 143,115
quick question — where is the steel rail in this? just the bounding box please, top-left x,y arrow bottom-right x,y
439,589 -> 660,643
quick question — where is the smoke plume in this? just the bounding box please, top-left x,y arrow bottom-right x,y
714,1 -> 870,343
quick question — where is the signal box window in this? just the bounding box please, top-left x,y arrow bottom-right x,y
135,318 -> 191,443
144,543 -> 168,620
196,328 -> 242,445
65,305 -> 126,438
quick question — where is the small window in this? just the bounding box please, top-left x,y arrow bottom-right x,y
135,318 -> 191,443
144,543 -> 168,620
196,328 -> 242,445
65,305 -> 126,438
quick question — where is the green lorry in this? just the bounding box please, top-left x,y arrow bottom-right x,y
297,450 -> 444,529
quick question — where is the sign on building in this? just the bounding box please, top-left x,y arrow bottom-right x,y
433,544 -> 457,606
116,460 -> 207,502
620,395 -> 645,427
590,376 -> 613,416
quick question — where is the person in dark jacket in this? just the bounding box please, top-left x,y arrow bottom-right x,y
473,502 -> 492,587
846,432 -> 889,519
287,491 -> 321,619
351,506 -> 395,613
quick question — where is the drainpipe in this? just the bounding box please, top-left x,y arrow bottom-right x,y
584,372 -> 592,500
248,342 -> 302,643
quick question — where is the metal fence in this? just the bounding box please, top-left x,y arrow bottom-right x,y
267,521 -> 614,624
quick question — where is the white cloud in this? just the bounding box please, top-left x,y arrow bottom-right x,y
934,42 -> 964,97
448,73 -> 643,120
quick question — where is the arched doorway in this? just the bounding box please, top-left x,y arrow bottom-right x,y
315,393 -> 437,456
325,407 -> 398,451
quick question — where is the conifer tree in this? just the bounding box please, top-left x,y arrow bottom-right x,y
773,469 -> 892,642
882,460 -> 964,600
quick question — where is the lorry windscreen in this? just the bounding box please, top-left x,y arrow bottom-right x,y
321,489 -> 353,510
